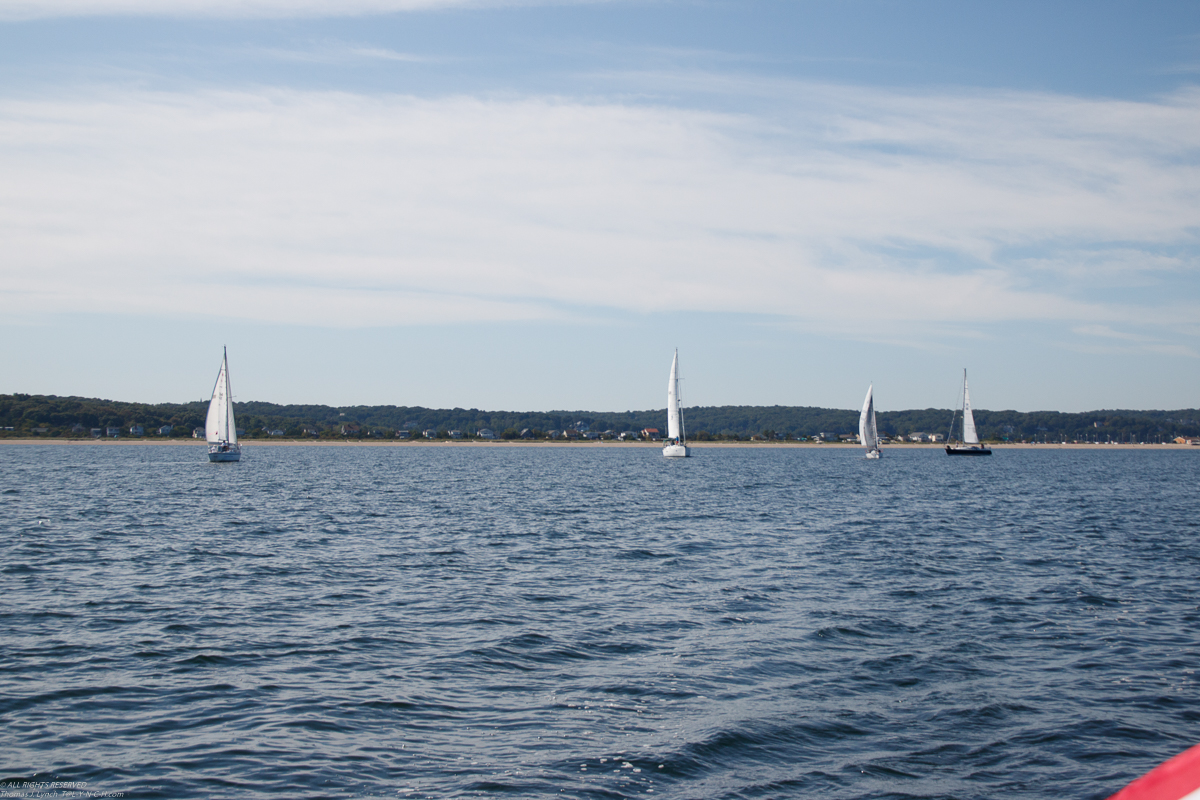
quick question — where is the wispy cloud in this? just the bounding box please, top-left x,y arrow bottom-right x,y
1071,324 -> 1199,358
0,0 -> 599,21
0,84 -> 1197,344
250,43 -> 430,65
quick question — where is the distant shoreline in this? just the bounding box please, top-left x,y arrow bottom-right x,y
0,438 -> 1191,450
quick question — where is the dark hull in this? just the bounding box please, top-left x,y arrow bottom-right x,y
945,445 -> 991,456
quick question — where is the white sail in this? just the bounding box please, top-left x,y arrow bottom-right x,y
962,371 -> 978,445
206,349 -> 237,445
859,384 -> 878,453
666,350 -> 682,442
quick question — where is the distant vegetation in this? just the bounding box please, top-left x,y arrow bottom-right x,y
2,394 -> 1198,443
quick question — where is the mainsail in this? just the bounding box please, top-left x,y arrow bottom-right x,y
859,384 -> 878,452
962,372 -> 978,445
666,350 -> 682,442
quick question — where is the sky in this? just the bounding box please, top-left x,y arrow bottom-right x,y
1,0 -> 1198,413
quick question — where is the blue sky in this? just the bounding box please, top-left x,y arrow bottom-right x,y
2,0 -> 1198,413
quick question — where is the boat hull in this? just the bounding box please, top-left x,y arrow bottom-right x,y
865,449 -> 881,459
662,444 -> 690,458
208,444 -> 241,462
946,446 -> 991,456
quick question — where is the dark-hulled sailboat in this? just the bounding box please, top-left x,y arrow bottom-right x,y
946,369 -> 991,456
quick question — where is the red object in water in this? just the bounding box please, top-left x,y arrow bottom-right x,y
1109,743 -> 1200,800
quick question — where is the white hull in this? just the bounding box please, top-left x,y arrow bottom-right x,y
208,443 -> 241,462
662,443 -> 690,458
865,448 -> 881,459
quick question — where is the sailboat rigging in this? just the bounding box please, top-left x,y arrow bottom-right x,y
206,347 -> 241,462
945,369 -> 991,456
662,349 -> 690,458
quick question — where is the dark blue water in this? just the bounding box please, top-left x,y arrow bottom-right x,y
2,444 -> 1199,799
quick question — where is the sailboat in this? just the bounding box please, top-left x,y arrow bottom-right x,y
662,349 -> 690,458
860,384 -> 881,459
945,369 -> 991,456
206,347 -> 241,462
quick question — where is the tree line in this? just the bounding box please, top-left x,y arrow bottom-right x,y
2,394 -> 1198,442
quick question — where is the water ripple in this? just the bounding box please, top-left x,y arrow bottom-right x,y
1,444 -> 1198,799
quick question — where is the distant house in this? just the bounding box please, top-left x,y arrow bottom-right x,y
157,425 -> 173,436
449,430 -> 464,439
423,430 -> 438,439
584,431 -> 600,440
930,433 -> 945,442
575,422 -> 590,433
129,425 -> 144,437
519,428 -> 533,439
302,428 -> 321,438
193,427 -> 205,438
32,427 -> 49,435
91,428 -> 103,438
106,427 -> 121,437
641,427 -> 661,440
397,430 -> 411,439
908,433 -> 930,442
618,431 -> 639,441
1175,437 -> 1200,445
478,428 -> 496,440
269,430 -> 285,437
547,430 -> 561,439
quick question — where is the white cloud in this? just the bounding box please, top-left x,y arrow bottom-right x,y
0,85 -> 1197,338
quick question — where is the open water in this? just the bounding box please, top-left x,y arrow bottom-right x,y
2,443 -> 1199,800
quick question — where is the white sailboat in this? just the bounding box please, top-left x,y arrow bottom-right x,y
662,349 -> 690,458
860,384 -> 881,459
946,369 -> 991,456
206,347 -> 241,462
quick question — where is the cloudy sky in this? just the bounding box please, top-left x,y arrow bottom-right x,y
2,0 -> 1198,413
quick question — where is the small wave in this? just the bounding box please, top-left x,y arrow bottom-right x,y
615,548 -> 672,561
276,718 -> 351,734
0,684 -> 152,715
812,625 -> 874,641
